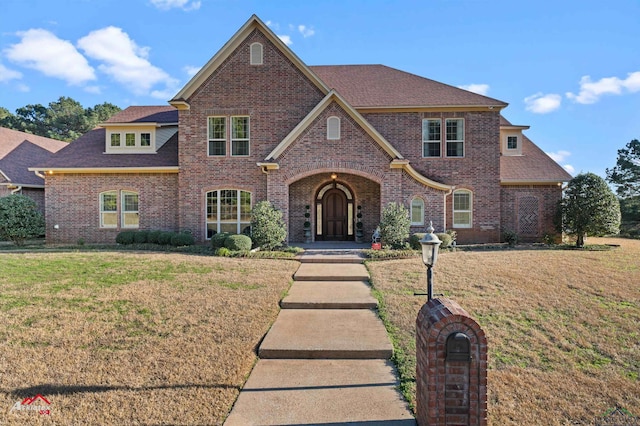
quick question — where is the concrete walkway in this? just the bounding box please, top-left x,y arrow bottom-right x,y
224,246 -> 416,425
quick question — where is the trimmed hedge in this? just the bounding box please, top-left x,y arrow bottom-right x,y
171,232 -> 195,247
115,230 -> 136,245
158,231 -> 174,245
409,232 -> 452,250
224,234 -> 252,251
211,232 -> 231,249
147,230 -> 162,244
117,230 -> 195,247
133,230 -> 149,244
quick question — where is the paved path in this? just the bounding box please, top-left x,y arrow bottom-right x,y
224,248 -> 416,425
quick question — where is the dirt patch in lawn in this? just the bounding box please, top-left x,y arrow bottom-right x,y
0,252 -> 298,425
368,237 -> 640,425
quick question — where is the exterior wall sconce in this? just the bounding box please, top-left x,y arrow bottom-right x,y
419,221 -> 442,301
330,173 -> 337,180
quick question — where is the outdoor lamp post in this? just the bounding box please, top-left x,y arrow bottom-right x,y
420,221 -> 442,301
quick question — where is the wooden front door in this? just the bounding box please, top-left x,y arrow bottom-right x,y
322,188 -> 348,240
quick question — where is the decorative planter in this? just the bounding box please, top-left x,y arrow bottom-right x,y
304,228 -> 312,243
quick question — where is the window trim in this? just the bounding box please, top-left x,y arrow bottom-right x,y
327,116 -> 341,140
452,189 -> 472,228
422,118 -> 442,158
250,42 -> 263,65
445,118 -> 465,158
411,197 -> 425,226
121,191 -> 139,229
208,116 -> 227,156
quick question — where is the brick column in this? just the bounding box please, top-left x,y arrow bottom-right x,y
416,298 -> 487,426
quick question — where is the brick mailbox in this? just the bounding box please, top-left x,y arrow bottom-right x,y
416,298 -> 488,426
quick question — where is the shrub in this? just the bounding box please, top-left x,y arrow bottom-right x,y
251,201 -> 287,250
409,233 -> 425,250
225,234 -> 252,251
158,231 -> 174,245
171,232 -> 195,247
379,202 -> 410,249
216,247 -> 231,257
435,233 -> 452,248
133,230 -> 149,244
115,230 -> 136,245
147,230 -> 162,244
211,232 -> 231,249
503,229 -> 518,246
0,194 -> 45,246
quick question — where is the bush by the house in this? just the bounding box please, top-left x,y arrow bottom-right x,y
133,230 -> 149,244
502,229 -> 518,246
170,232 -> 195,247
216,247 -> 231,257
436,233 -> 452,248
379,202 -> 411,249
147,230 -> 162,244
0,194 -> 45,246
158,231 -> 174,245
115,230 -> 136,245
250,200 -> 286,250
224,234 -> 252,251
409,232 -> 452,250
211,232 -> 231,249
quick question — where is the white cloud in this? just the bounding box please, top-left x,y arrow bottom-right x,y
265,20 -> 280,30
84,85 -> 102,94
78,26 -> 178,96
4,28 -> 95,85
566,71 -> 640,104
524,92 -> 562,114
183,65 -> 200,77
298,25 -> 315,38
278,35 -> 293,46
458,83 -> 489,96
546,150 -> 571,163
0,63 -> 22,82
16,83 -> 30,92
563,164 -> 575,175
150,0 -> 201,11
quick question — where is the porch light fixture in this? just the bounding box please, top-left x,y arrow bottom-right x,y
330,173 -> 338,180
419,221 -> 442,301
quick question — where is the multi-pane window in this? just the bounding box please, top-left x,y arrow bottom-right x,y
141,133 -> 151,147
208,117 -> 226,156
446,118 -> 464,157
100,191 -> 118,228
411,197 -> 424,225
108,132 -> 152,149
110,134 -> 121,147
422,119 -> 441,157
231,117 -> 250,156
121,191 -> 139,228
327,116 -> 341,140
507,136 -> 518,150
125,133 -> 136,147
453,190 -> 472,228
206,189 -> 252,237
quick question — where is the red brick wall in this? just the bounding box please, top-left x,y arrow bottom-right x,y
44,173 -> 178,244
500,184 -> 562,242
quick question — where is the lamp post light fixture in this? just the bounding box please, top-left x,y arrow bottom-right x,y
419,221 -> 442,301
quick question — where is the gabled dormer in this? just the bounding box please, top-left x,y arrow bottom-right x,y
499,115 -> 530,156
101,106 -> 178,154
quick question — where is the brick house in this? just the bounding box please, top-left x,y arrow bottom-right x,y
31,15 -> 571,245
1,126 -> 67,212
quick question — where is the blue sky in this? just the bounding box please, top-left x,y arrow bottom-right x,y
1,0 -> 639,179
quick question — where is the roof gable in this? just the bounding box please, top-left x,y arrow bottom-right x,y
501,134 -> 573,184
170,15 -> 329,108
0,126 -> 67,158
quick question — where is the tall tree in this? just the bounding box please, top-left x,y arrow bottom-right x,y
45,96 -> 88,141
606,139 -> 640,198
558,173 -> 620,247
86,102 -> 122,129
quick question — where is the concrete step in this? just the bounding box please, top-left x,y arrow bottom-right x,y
281,280 -> 378,309
259,309 -> 393,359
299,251 -> 365,264
223,359 -> 415,425
293,262 -> 369,281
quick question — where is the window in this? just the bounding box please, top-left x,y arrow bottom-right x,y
231,116 -> 250,156
100,191 -> 118,228
141,133 -> 151,147
411,198 -> 424,225
250,42 -> 263,65
422,119 -> 441,157
125,133 -> 136,147
208,117 -> 226,156
507,135 -> 518,150
110,134 -> 121,147
327,116 -> 340,140
206,189 -> 252,237
121,191 -> 139,228
453,190 -> 472,228
446,118 -> 464,157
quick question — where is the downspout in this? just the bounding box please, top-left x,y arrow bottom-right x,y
10,185 -> 22,194
34,171 -> 46,179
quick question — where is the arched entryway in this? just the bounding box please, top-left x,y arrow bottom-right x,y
316,181 -> 354,241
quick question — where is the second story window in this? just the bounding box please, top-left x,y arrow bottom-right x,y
507,135 -> 518,150
208,117 -> 226,156
422,119 -> 441,157
231,116 -> 250,156
327,116 -> 341,140
209,116 -> 250,157
446,118 -> 464,157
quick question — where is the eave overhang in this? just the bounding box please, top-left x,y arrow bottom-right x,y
390,160 -> 453,192
501,179 -> 565,185
28,167 -> 179,174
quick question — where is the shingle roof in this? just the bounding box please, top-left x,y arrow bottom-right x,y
0,127 -> 68,185
33,128 -> 178,169
309,65 -> 508,109
501,134 -> 573,183
104,106 -> 178,124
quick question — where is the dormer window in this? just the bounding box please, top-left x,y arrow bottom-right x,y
250,42 -> 263,65
105,127 -> 156,153
111,134 -> 121,147
507,136 -> 518,150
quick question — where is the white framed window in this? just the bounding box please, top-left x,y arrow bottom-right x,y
208,117 -> 226,156
250,42 -> 263,65
327,116 -> 341,140
411,197 -> 425,225
422,119 -> 441,157
206,189 -> 252,238
125,133 -> 136,147
507,135 -> 518,150
141,133 -> 151,147
110,134 -> 121,147
446,118 -> 464,157
453,190 -> 472,228
107,130 -> 154,152
100,191 -> 118,228
231,116 -> 250,156
121,191 -> 139,228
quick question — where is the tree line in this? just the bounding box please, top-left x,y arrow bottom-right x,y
0,96 -> 121,142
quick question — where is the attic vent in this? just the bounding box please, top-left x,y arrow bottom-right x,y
250,42 -> 263,65
327,116 -> 340,140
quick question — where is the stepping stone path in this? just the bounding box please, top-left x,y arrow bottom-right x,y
224,249 -> 416,425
